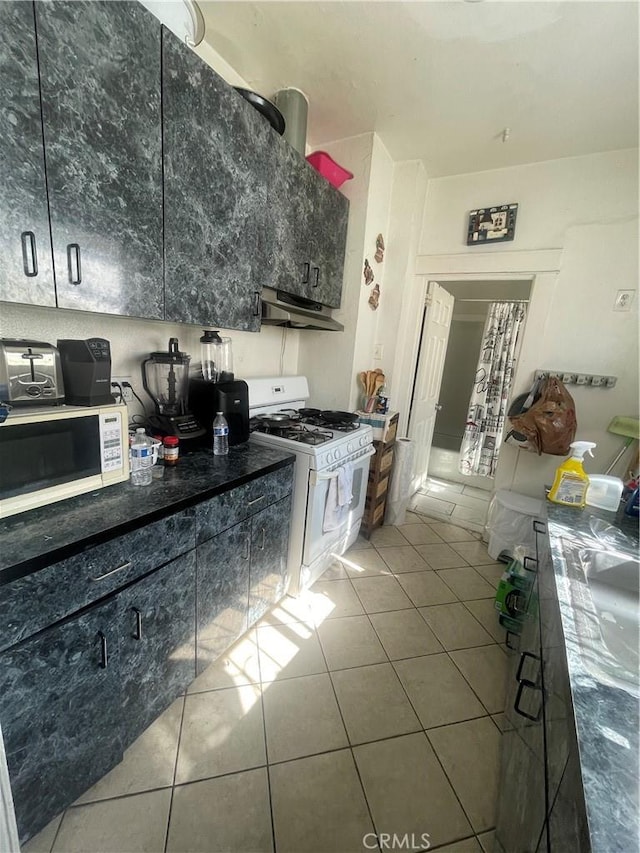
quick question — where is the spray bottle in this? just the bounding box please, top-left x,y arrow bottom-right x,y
548,441 -> 597,507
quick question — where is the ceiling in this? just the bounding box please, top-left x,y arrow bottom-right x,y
198,1 -> 639,177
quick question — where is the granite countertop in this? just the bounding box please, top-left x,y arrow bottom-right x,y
545,501 -> 639,853
0,445 -> 294,584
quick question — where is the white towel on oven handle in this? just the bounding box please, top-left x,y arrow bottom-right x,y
323,462 -> 354,532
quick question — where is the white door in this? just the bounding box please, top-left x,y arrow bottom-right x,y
408,281 -> 455,492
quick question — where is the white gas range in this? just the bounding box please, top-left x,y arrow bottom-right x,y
246,376 -> 375,594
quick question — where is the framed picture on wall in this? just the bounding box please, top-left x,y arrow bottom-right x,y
467,203 -> 518,245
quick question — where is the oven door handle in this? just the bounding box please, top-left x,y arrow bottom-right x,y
310,445 -> 376,484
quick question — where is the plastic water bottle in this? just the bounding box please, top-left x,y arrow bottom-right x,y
130,428 -> 154,485
213,411 -> 229,456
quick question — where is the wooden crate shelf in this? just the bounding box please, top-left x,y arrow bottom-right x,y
360,412 -> 399,538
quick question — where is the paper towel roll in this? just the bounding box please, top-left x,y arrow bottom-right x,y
385,438 -> 414,526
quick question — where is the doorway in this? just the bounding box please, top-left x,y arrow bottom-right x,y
407,277 -> 532,528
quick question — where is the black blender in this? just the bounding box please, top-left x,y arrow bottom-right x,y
142,338 -> 206,440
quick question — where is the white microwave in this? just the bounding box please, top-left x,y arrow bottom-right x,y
0,403 -> 129,519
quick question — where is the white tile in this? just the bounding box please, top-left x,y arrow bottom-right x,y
464,599 -> 506,644
424,477 -> 464,494
270,750 -> 374,853
475,562 -> 506,587
332,663 -> 421,743
436,837 -> 483,852
450,645 -> 509,714
351,575 -> 414,613
377,545 -> 433,573
419,603 -> 495,651
339,548 -> 393,578
429,488 -> 489,511
370,608 -> 443,660
426,522 -> 479,543
452,504 -> 489,526
428,717 -> 502,834
175,685 -> 265,784
394,524 -> 445,546
257,622 -> 326,682
414,543 -> 469,569
75,698 -> 183,804
316,614 -> 387,670
395,571 -> 459,607
370,525 -> 410,547
23,813 -> 63,853
167,768 -> 273,853
257,594 -> 315,628
347,534 -> 374,550
307,579 -> 364,621
478,829 -> 497,852
394,654 -> 486,728
53,789 -> 171,853
412,493 -> 456,516
354,733 -> 472,849
318,557 -> 349,580
462,485 -> 493,500
451,541 -> 500,566
437,567 -> 497,601
188,629 -> 260,692
262,673 -> 348,763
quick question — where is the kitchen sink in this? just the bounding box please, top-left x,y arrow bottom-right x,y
562,540 -> 639,696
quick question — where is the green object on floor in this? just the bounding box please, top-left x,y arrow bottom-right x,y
494,546 -> 533,630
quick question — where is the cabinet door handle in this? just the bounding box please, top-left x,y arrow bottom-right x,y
244,534 -> 251,561
522,556 -> 538,574
21,231 -> 38,277
533,520 -> 547,534
312,266 -> 320,287
253,290 -> 261,316
301,262 -> 310,284
248,495 -> 265,507
67,243 -> 82,284
514,679 -> 542,722
90,560 -> 132,582
132,607 -> 143,641
259,527 -> 266,551
516,650 -> 540,684
98,632 -> 108,669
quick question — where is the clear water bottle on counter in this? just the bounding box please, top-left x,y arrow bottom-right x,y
130,428 -> 154,486
213,411 -> 229,456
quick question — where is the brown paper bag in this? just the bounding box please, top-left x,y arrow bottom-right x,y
508,377 -> 577,456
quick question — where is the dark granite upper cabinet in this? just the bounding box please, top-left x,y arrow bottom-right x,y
163,29 -> 268,331
0,2 -> 55,308
269,136 -> 348,309
34,1 -> 163,319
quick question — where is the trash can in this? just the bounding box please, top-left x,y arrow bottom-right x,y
485,489 -> 544,562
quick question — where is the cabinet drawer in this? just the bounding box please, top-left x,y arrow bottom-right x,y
196,465 -> 293,544
0,510 -> 195,652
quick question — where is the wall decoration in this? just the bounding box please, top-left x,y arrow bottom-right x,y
363,258 -> 374,286
374,233 -> 385,263
467,203 -> 518,245
368,283 -> 380,310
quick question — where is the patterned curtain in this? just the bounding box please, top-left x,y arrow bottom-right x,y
459,301 -> 527,478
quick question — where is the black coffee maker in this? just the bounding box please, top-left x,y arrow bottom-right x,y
188,331 -> 249,446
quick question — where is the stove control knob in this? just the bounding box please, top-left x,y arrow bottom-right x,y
326,451 -> 333,463
347,442 -> 354,454
334,447 -> 342,461
359,436 -> 368,447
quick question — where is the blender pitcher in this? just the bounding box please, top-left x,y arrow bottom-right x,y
200,331 -> 234,383
141,338 -> 206,440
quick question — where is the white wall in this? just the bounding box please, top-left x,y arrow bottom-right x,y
405,148 -> 639,497
0,304 -> 299,420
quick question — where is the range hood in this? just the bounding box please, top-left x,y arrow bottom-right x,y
261,287 -> 344,332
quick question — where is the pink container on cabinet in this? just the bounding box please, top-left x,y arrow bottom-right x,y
306,151 -> 353,189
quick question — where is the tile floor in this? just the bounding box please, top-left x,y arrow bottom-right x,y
25,511 -> 508,853
411,477 -> 492,532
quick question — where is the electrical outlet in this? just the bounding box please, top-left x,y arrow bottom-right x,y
373,344 -> 384,360
590,375 -> 604,387
562,373 -> 575,384
613,290 -> 635,312
111,376 -> 133,403
575,374 -> 588,385
605,376 -> 617,388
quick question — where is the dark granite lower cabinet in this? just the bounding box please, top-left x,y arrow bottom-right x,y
196,520 -> 251,674
249,496 -> 291,626
0,597 -> 122,843
119,552 -> 196,745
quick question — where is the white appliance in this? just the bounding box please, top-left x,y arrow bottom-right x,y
246,376 -> 375,594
